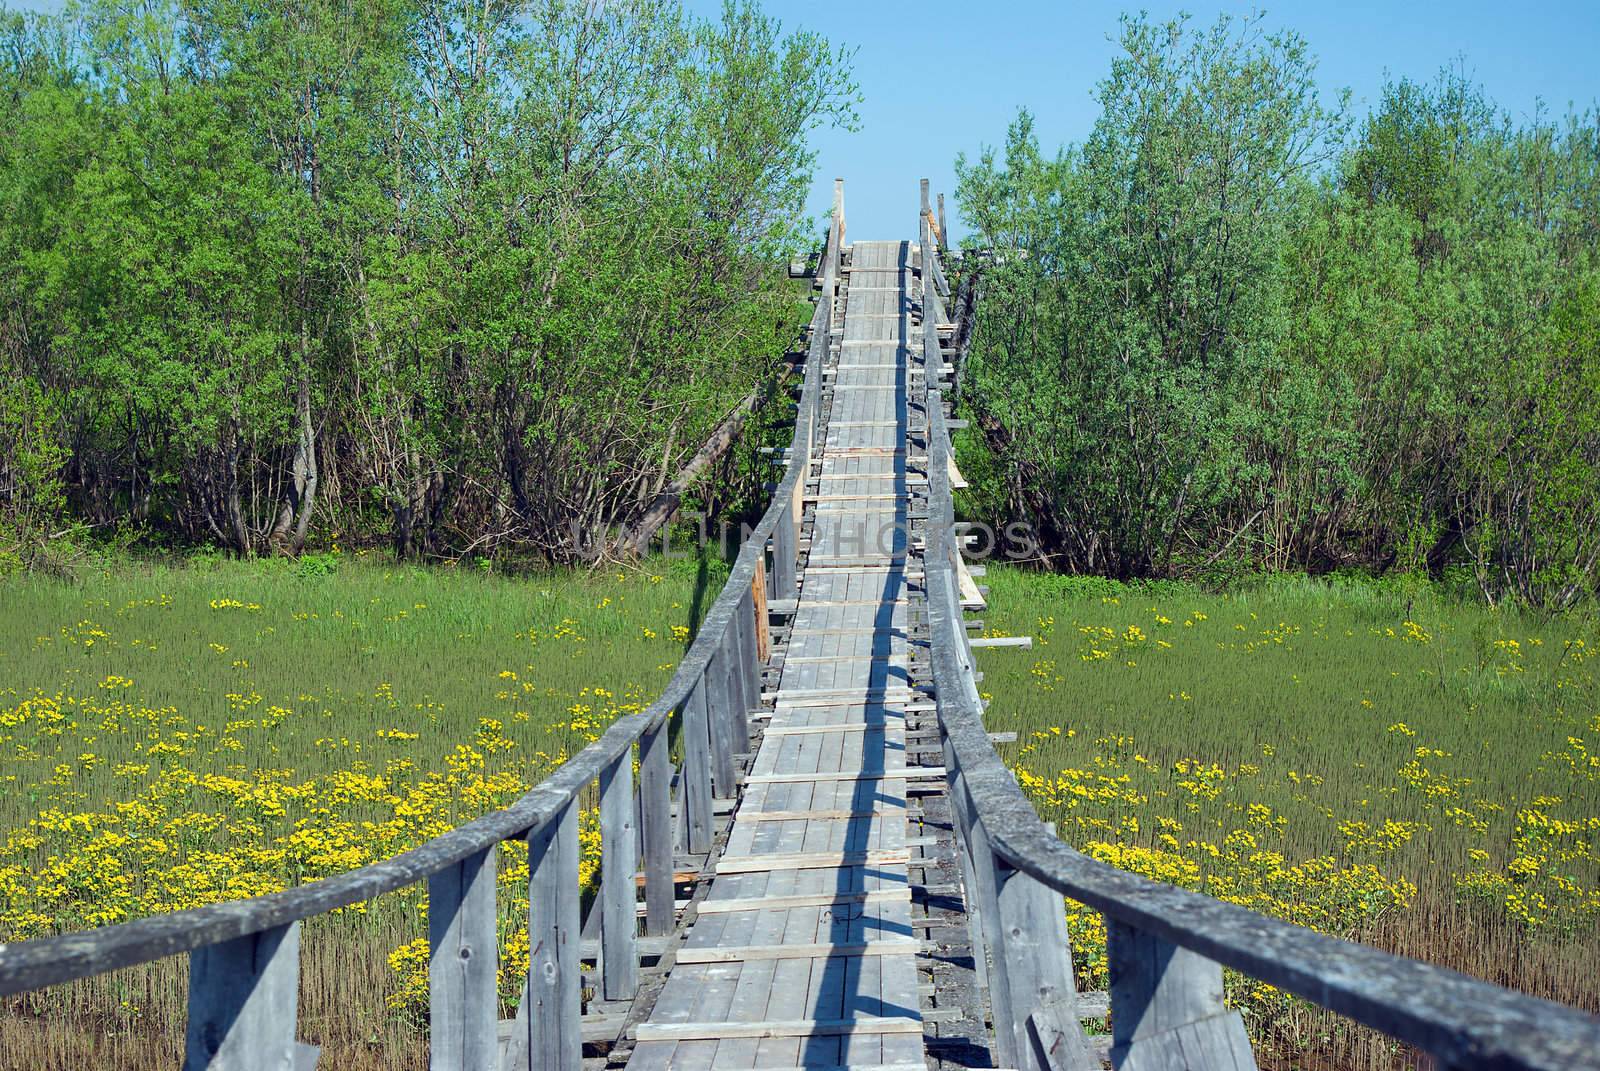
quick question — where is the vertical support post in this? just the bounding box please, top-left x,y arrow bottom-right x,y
734,589 -> 760,743
526,803 -> 581,1071
600,752 -> 639,1000
429,847 -> 498,1071
750,555 -> 770,662
682,678 -> 715,852
1107,921 -> 1256,1070
994,863 -> 1093,1071
790,446 -> 808,553
772,502 -> 797,602
938,192 -> 947,251
833,178 -> 845,262
950,773 -> 1014,1068
639,718 -> 674,936
184,922 -> 303,1071
704,634 -> 739,798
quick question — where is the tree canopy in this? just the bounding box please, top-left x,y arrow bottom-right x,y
957,13 -> 1600,607
0,0 -> 857,564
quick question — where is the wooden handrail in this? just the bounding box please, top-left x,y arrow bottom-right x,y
0,188 -> 848,1071
914,182 -> 1600,1071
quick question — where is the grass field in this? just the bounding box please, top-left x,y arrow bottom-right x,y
973,567 -> 1600,1067
0,551 -> 717,1070
5,555 -> 1597,1069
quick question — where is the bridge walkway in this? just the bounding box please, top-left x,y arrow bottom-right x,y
624,240 -> 981,1071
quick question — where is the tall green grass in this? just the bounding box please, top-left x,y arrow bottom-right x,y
974,567 -> 1600,1064
0,551 -> 719,1070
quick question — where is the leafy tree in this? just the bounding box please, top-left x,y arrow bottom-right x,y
0,0 -> 856,564
957,18 -> 1600,606
958,13 -> 1344,576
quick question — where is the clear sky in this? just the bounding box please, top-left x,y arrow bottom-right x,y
680,0 -> 1600,241
9,0 -> 1598,240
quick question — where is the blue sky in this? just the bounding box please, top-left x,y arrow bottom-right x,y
10,0 -> 1598,239
683,0 -> 1600,240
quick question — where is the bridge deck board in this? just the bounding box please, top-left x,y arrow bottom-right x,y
626,240 -> 956,1071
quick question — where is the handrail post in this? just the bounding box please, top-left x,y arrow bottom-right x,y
735,589 -> 761,737
1107,920 -> 1256,1070
994,858 -> 1094,1071
833,178 -> 845,262
705,635 -> 739,798
939,726 -> 990,995
952,775 -> 1017,1069
524,803 -> 582,1071
639,719 -> 675,935
682,679 -> 714,852
600,751 -> 640,1000
772,501 -> 796,601
183,922 -> 306,1071
429,847 -> 498,1071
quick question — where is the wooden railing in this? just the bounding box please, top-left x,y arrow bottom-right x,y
914,182 -> 1600,1071
0,184 -> 849,1071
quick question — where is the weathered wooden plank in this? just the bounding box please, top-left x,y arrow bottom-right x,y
674,941 -> 922,964
506,802 -> 580,1071
429,847 -> 497,1071
183,922 -> 301,1071
769,692 -> 924,708
742,767 -> 944,785
761,724 -> 900,737
680,679 -> 714,854
638,722 -> 674,936
970,636 -> 1033,649
738,809 -> 905,822
995,863 -> 1086,1071
716,850 -> 910,873
1107,920 -> 1257,1071
705,635 -> 741,799
733,592 -> 760,752
697,889 -> 911,914
599,752 -> 639,1000
751,556 -> 771,661
633,1017 -> 924,1042
772,502 -> 797,605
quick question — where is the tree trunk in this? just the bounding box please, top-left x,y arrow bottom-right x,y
616,354 -> 799,556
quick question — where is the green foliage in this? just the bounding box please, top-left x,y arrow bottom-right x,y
957,15 -> 1600,608
977,564 -> 1600,1055
0,0 -> 856,563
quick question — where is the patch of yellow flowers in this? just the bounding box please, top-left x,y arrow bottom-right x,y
0,686 -> 630,1018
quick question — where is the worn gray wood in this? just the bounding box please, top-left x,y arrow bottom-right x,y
626,237 -> 930,1071
963,805 -> 1016,1068
996,863 -> 1085,1071
183,921 -> 301,1071
21,186 -> 1600,1071
773,502 -> 797,601
638,722 -> 675,936
1027,1000 -> 1097,1071
680,679 -> 714,853
429,848 -> 498,1071
704,637 -> 740,798
0,220 -> 839,1003
918,377 -> 1600,1069
600,752 -> 640,1000
734,590 -> 760,751
1106,919 -> 1257,1071
508,802 -> 581,1071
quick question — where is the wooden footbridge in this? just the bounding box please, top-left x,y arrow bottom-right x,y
4,182 -> 1599,1071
